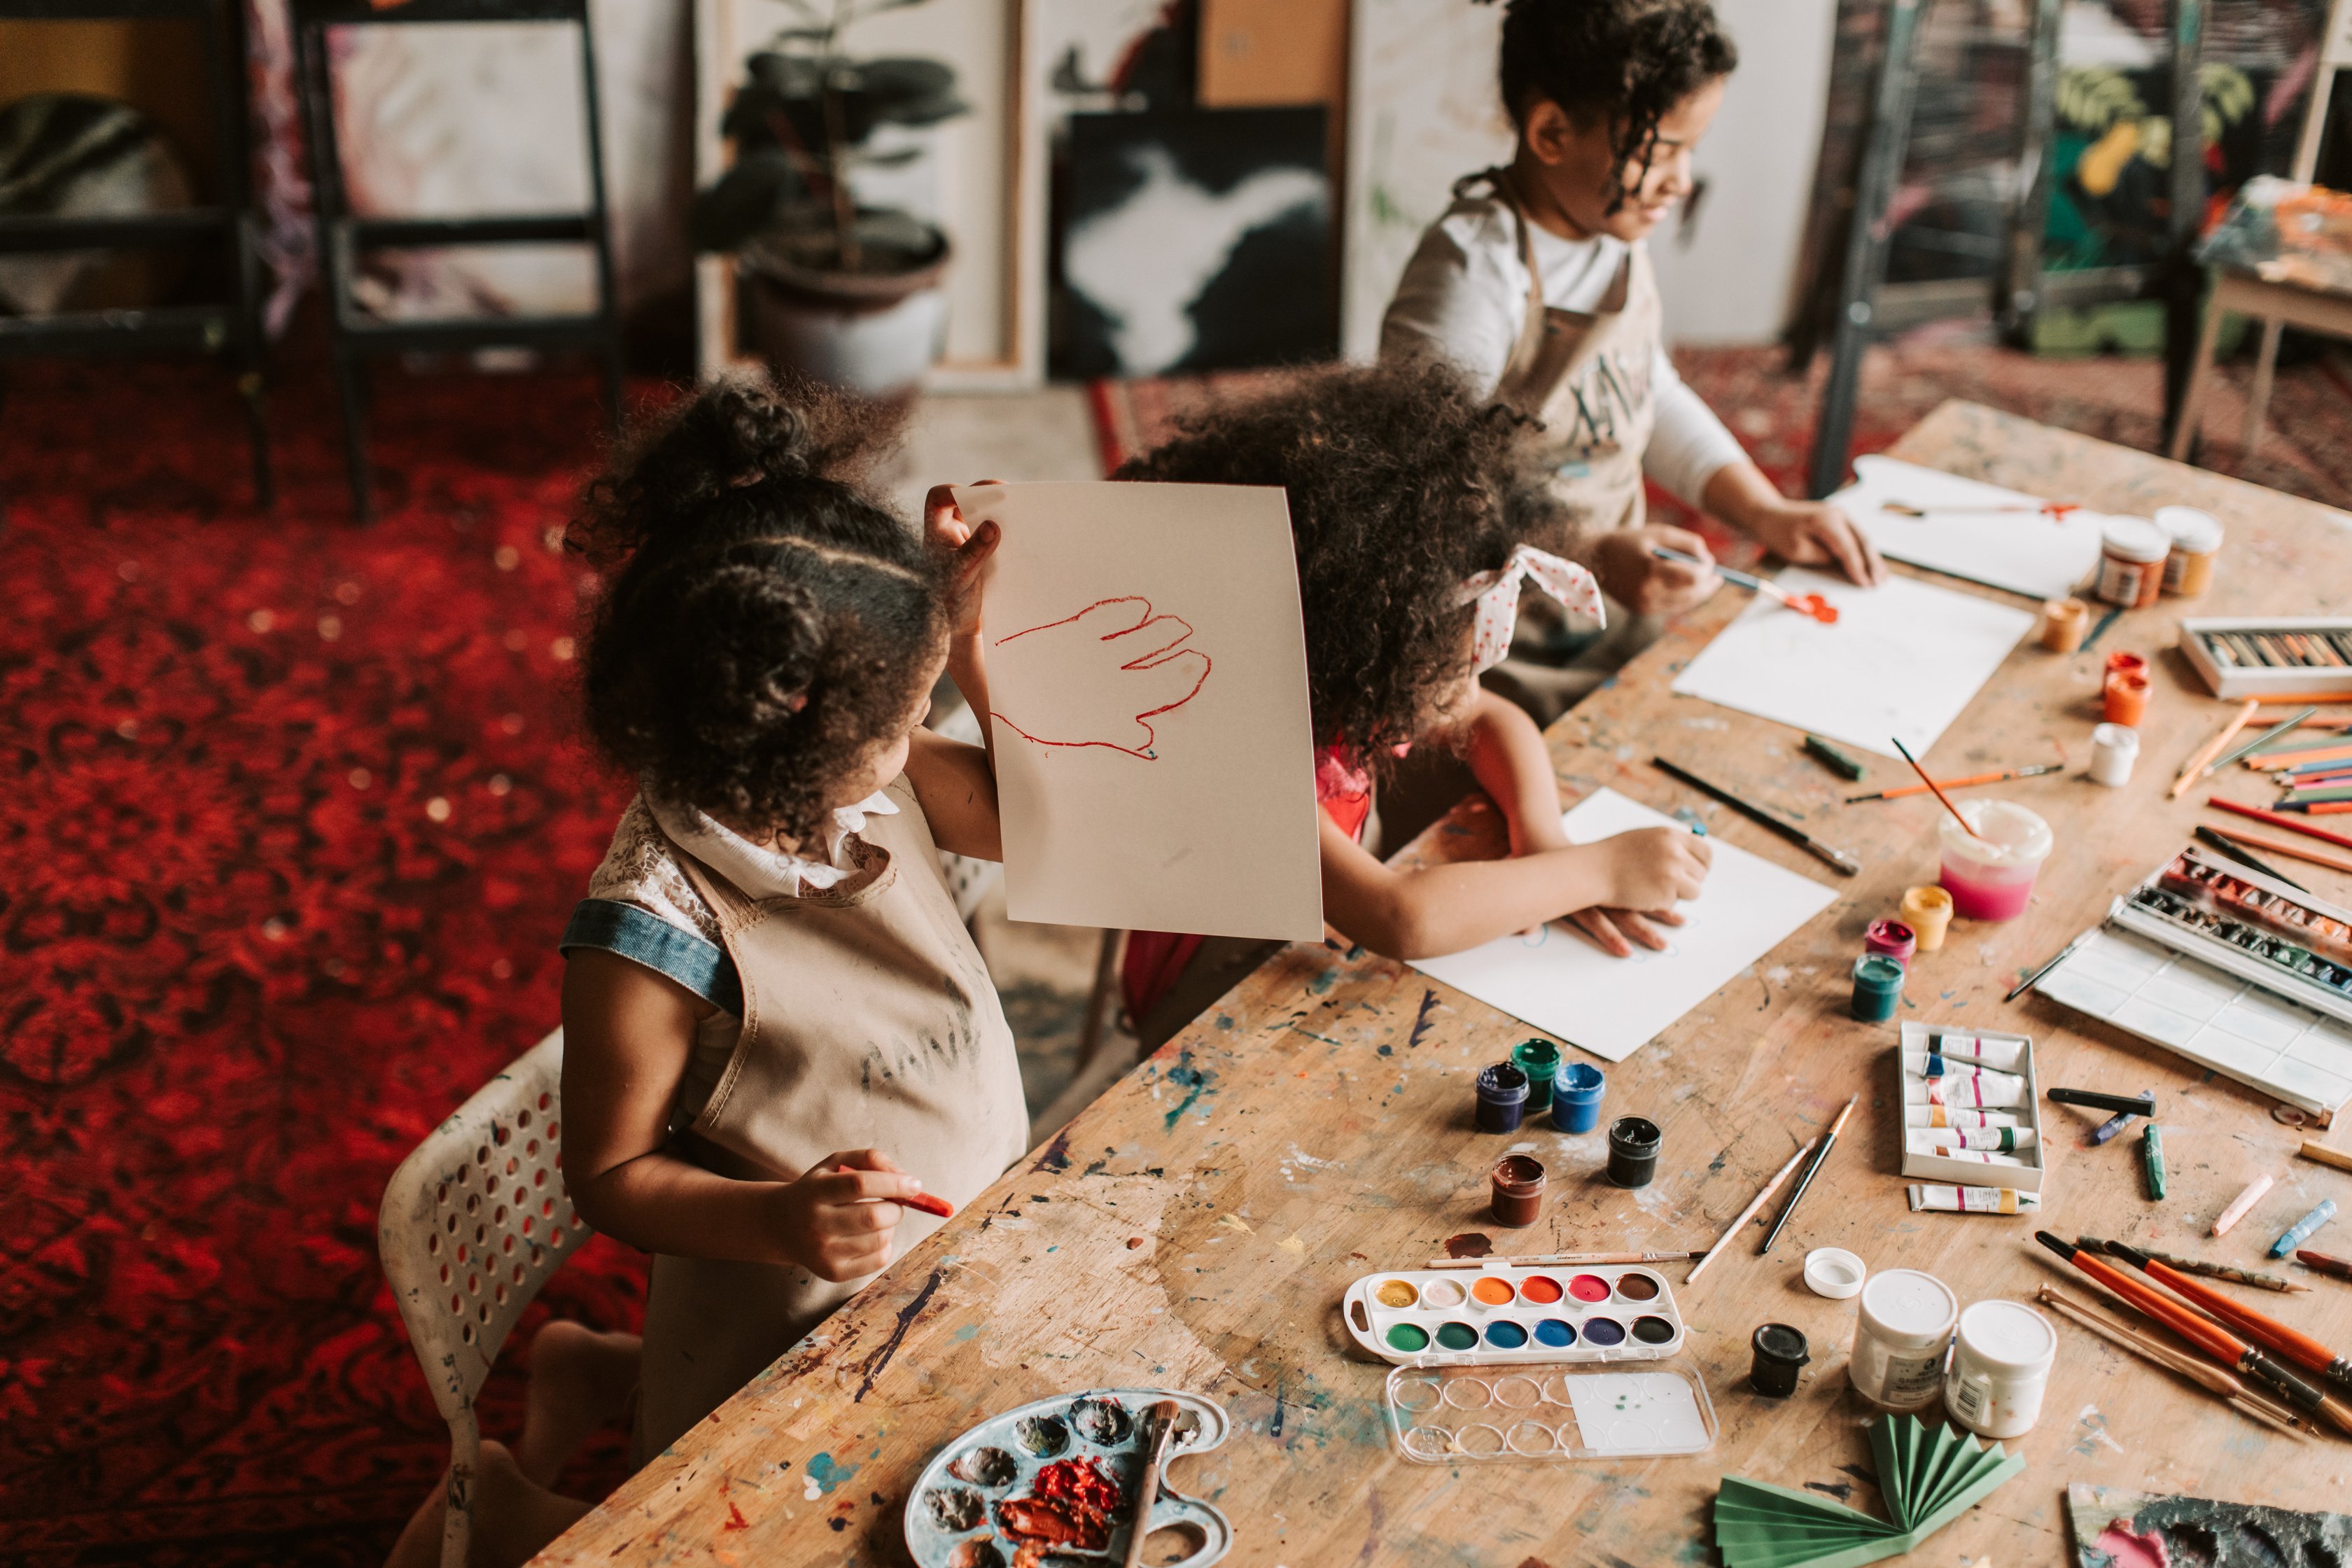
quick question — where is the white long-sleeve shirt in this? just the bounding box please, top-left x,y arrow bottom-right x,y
1379,194 -> 1748,507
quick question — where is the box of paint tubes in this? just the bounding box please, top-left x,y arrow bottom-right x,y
1896,1022 -> 2047,1201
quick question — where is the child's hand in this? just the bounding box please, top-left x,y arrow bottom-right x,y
924,483 -> 1003,638
1590,525 -> 1721,616
766,1148 -> 929,1282
1591,825 -> 1712,915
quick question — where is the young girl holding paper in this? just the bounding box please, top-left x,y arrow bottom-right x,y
934,360 -> 1714,1048
1381,0 -> 1883,720
555,372 -> 1027,1462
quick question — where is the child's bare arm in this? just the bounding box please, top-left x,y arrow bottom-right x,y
1455,690 -> 1569,853
1319,812 -> 1711,961
561,950 -> 927,1279
904,729 -> 1000,861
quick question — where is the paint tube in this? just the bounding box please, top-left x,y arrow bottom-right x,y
1908,1126 -> 2036,1152
1904,1135 -> 2029,1167
1905,1105 -> 2022,1129
1906,1184 -> 2040,1214
1923,1032 -> 2026,1071
1903,1072 -> 2028,1110
1901,1051 -> 2027,1092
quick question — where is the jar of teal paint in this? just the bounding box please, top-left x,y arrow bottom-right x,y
1511,1039 -> 1560,1114
1851,954 -> 1903,1022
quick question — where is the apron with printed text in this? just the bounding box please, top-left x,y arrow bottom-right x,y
633,774 -> 1030,1459
1463,169 -> 1668,724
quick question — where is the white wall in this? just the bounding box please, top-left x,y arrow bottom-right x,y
1646,0 -> 1839,344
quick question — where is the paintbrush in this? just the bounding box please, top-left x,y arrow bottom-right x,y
2083,1242 -> 2310,1294
1882,498 -> 2081,519
2033,1233 -> 2352,1434
1686,1137 -> 1819,1285
2036,1284 -> 2311,1438
1650,545 -> 1837,624
1423,1249 -> 1707,1269
1759,1097 -> 1856,1256
2188,826 -> 2352,876
2094,1238 -> 2352,1395
1651,757 -> 1861,876
2174,699 -> 2262,798
1846,763 -> 2064,802
1890,736 -> 1986,841
2193,826 -> 2311,892
2003,928 -> 2095,1003
1116,1399 -> 1180,1568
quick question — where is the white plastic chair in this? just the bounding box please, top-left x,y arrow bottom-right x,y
379,1028 -> 589,1568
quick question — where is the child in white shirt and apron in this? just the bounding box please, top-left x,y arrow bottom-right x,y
1382,0 -> 1885,723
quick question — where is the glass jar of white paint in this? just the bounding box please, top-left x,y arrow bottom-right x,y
1943,1298 -> 2057,1438
1849,1268 -> 1958,1410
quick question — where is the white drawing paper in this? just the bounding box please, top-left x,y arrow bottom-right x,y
1668,568 -> 2037,759
1837,454 -> 2108,601
2035,925 -> 2352,1115
1408,789 -> 1835,1063
1562,1372 -> 1714,1456
956,482 -> 1323,940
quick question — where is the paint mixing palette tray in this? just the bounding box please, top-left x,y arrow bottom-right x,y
1384,1361 -> 1718,1463
1341,1264 -> 1687,1366
902,1387 -> 1231,1568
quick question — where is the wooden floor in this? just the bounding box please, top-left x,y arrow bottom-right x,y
539,402 -> 2352,1567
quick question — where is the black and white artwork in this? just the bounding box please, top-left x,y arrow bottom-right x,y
1055,106 -> 1334,379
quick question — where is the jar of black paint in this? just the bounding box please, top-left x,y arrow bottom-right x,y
1751,1322 -> 1811,1396
1606,1115 -> 1661,1187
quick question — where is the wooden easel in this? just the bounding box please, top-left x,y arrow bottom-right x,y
1798,0 -> 2209,498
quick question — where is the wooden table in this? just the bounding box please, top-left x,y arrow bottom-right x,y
542,403 -> 2352,1567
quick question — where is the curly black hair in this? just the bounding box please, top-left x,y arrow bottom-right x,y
1116,360 -> 1535,762
571,371 -> 946,846
1489,0 -> 1737,213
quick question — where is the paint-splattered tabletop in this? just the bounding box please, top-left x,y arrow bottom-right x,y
538,403 -> 2352,1565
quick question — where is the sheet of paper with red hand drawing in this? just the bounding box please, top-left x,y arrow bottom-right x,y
954,482 -> 1323,939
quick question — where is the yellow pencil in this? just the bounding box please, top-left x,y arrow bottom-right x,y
2174,699 -> 2261,799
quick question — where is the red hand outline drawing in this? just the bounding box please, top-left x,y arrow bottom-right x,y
988,596 -> 1212,760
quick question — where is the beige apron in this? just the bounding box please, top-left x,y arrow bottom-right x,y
1470,169 -> 1669,725
634,775 -> 1030,1459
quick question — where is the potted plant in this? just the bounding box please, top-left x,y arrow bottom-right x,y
692,0 -> 965,394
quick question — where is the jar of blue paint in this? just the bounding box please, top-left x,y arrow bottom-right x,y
1475,1062 -> 1530,1133
1553,1062 -> 1606,1133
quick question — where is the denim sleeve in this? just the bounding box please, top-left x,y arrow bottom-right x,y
559,898 -> 743,1018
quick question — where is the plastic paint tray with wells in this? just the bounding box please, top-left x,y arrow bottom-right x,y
1382,1362 -> 1719,1464
1340,1263 -> 1688,1366
902,1387 -> 1231,1568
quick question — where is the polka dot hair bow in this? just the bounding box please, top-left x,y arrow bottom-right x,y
1457,544 -> 1606,674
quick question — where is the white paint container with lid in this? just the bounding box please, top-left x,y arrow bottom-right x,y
1850,1268 -> 1958,1410
1943,1298 -> 2057,1438
2089,722 -> 2139,786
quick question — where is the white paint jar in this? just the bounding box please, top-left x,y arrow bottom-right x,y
1944,1298 -> 2057,1438
2089,722 -> 2139,786
1850,1268 -> 1958,1410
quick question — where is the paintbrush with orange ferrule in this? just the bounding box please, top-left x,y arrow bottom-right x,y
2033,1233 -> 2352,1435
1650,545 -> 1838,624
2096,1238 -> 2352,1395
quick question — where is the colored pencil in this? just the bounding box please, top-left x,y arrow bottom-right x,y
2208,799 -> 2352,853
2252,743 -> 2352,771
2036,1284 -> 2312,1438
2300,1140 -> 2352,1175
2252,693 -> 2352,704
2097,1239 -> 2352,1393
1424,1249 -> 1707,1269
2120,1246 -> 2308,1294
1845,764 -> 2064,803
1686,1136 -> 1819,1285
2174,699 -> 2262,797
1890,736 -> 1984,842
2190,827 -> 2352,876
2281,750 -> 2352,774
2211,709 -> 2320,774
2215,1175 -> 2275,1237
2299,1250 -> 2352,1281
1759,1096 -> 1856,1256
1651,757 -> 1861,876
2193,827 -> 2311,892
2032,1233 -> 2352,1432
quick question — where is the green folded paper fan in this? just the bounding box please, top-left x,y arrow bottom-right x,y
1715,1415 -> 2026,1568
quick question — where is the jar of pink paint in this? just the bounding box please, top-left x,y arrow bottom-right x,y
1937,801 -> 2053,922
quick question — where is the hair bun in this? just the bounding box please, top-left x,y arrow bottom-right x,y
703,374 -> 819,483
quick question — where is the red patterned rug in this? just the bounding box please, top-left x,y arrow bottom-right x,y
1,354 -> 650,1566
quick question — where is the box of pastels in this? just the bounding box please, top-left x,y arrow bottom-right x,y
1895,1022 -> 2047,1195
1341,1262 -> 1689,1365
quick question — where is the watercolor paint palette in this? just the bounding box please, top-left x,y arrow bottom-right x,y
1384,1362 -> 1718,1463
902,1387 -> 1231,1568
2113,848 -> 2352,1023
1341,1264 -> 1688,1366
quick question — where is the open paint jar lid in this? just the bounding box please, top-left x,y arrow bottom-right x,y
1802,1247 -> 1867,1300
